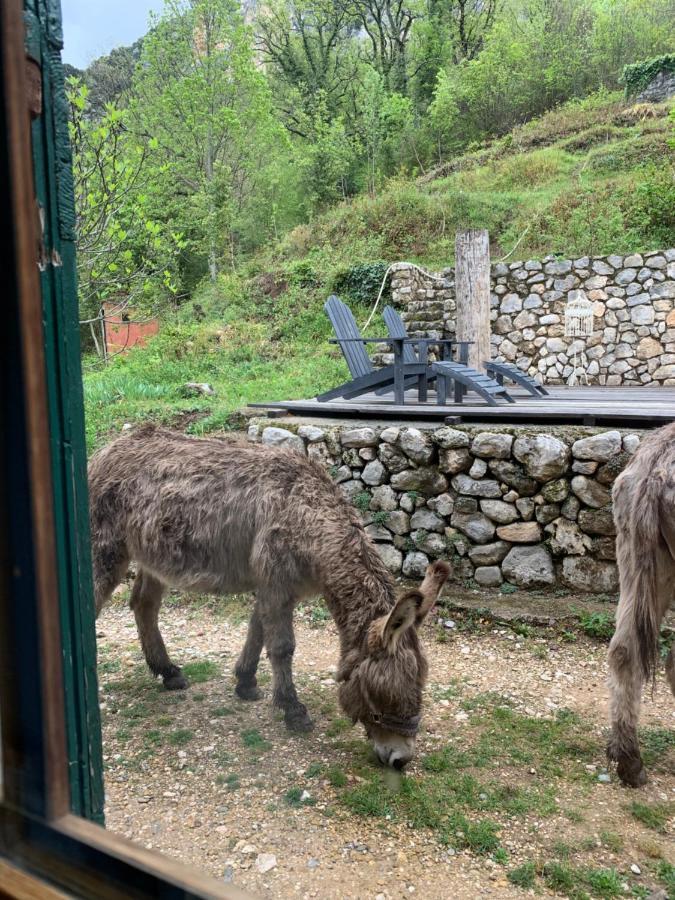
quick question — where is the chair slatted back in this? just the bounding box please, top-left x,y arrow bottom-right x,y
324,295 -> 373,379
383,305 -> 418,364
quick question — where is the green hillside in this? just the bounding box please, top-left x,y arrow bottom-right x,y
83,91 -> 675,449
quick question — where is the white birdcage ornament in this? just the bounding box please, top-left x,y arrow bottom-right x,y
565,290 -> 594,337
564,290 -> 594,386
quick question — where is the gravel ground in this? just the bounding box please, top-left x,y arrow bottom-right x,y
98,590 -> 674,899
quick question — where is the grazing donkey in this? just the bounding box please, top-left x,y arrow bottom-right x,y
607,421 -> 675,786
89,425 -> 450,770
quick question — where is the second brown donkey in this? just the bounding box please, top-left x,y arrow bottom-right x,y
89,425 -> 450,769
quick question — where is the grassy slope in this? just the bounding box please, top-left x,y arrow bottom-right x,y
83,92 -> 675,449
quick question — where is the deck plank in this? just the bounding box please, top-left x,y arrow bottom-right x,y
250,386 -> 675,426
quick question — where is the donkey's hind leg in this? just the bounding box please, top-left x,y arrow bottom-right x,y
234,601 -> 264,701
130,570 -> 187,690
607,630 -> 647,787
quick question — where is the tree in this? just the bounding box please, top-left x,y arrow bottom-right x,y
67,78 -> 182,356
353,0 -> 420,94
256,0 -> 358,130
132,0 -> 286,279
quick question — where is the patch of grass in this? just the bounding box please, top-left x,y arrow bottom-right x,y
305,761 -> 324,778
657,861 -> 675,893
599,830 -> 624,853
583,868 -> 624,899
564,808 -> 584,823
507,861 -> 536,889
578,610 -> 615,641
639,726 -> 675,766
192,692 -> 206,702
99,659 -> 121,674
561,629 -> 578,643
218,772 -> 239,790
499,582 -> 517,594
167,728 -> 194,747
326,716 -> 352,737
342,779 -> 395,818
493,847 -> 509,865
628,800 -> 670,832
212,706 -> 234,717
326,766 -> 347,788
510,622 -> 533,638
240,728 -> 272,752
283,787 -> 315,808
181,660 -> 219,683
543,861 -> 577,894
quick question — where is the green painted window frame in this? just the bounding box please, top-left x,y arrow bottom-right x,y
0,1 -> 247,896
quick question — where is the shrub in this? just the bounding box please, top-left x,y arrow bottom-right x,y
332,261 -> 390,305
621,54 -> 675,97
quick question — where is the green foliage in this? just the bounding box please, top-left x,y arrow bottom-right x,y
67,77 -> 182,348
628,800 -> 670,832
332,262 -> 390,305
240,728 -> 272,752
508,862 -> 536,888
622,54 -> 675,97
578,611 -> 615,641
181,661 -> 219,683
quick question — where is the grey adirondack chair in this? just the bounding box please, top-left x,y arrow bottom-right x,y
484,360 -> 549,396
317,296 -> 430,403
382,305 -> 515,406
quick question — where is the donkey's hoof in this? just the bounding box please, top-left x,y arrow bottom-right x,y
163,670 -> 188,691
235,683 -> 263,701
285,707 -> 314,733
617,759 -> 648,788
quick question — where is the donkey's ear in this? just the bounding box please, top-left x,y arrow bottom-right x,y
381,590 -> 424,651
415,560 -> 451,625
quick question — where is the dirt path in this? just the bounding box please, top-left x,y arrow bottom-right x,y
98,594 -> 674,899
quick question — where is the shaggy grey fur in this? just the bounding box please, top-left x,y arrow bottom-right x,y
89,425 -> 449,768
608,422 -> 675,786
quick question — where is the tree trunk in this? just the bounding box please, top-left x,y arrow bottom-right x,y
455,229 -> 491,371
205,126 -> 217,283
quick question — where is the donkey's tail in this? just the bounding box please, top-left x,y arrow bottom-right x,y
617,473 -> 663,683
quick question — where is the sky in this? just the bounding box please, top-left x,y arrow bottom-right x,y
61,0 -> 164,69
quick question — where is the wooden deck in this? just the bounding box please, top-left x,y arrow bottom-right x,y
251,385 -> 675,427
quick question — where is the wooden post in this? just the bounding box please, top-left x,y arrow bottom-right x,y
455,229 -> 491,372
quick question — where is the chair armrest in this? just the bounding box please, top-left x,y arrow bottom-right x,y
329,337 -> 397,344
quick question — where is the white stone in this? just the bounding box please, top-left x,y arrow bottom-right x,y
471,432 -> 514,459
297,425 -> 325,442
630,305 -> 655,326
479,500 -> 519,524
380,426 -> 399,444
502,545 -> 555,587
402,551 -> 430,578
375,544 -> 403,574
340,427 -> 378,447
261,427 -> 305,453
513,434 -> 570,480
399,428 -> 434,463
255,854 -> 277,874
361,460 -> 386,486
572,431 -> 621,461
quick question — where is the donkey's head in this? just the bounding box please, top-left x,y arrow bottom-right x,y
336,560 -> 450,769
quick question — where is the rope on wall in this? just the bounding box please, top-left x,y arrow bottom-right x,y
362,262 -> 449,330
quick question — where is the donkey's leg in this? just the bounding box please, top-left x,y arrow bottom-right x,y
665,644 -> 675,696
130,570 -> 187,690
234,601 -> 265,701
92,539 -> 129,618
259,597 -> 313,732
607,630 -> 647,787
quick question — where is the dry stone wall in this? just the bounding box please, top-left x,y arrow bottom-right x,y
247,419 -> 645,595
391,250 -> 675,386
